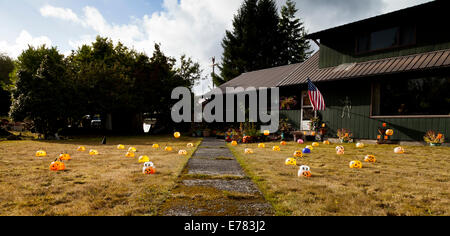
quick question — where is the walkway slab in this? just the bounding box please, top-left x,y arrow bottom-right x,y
193,148 -> 233,159
187,159 -> 245,177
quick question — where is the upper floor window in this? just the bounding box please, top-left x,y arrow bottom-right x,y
356,25 -> 416,54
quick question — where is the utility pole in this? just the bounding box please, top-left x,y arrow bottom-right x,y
211,57 -> 218,89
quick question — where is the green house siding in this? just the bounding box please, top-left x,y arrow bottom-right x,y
282,79 -> 449,142
280,110 -> 301,130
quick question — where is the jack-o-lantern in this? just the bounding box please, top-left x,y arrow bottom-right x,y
258,143 -> 265,148
77,146 -> 86,152
144,162 -> 154,168
323,140 -> 331,145
280,141 -> 287,146
165,146 -> 173,152
187,143 -> 194,148
128,147 -> 137,152
293,151 -> 303,158
117,144 -> 125,150
297,139 -> 304,144
364,155 -> 376,163
36,150 -> 47,157
178,150 -> 188,155
264,130 -> 270,136
126,152 -> 135,158
302,148 -> 311,154
285,158 -> 297,166
312,142 -> 319,147
152,144 -> 160,149
336,149 -> 345,155
89,150 -> 99,156
335,146 -> 345,152
386,129 -> 394,136
144,166 -> 156,175
231,141 -> 238,146
306,145 -> 314,150
298,165 -> 311,178
394,147 -> 405,154
59,153 -> 71,161
272,146 -> 281,151
244,148 -> 254,154
49,161 -> 65,171
139,155 -> 150,163
349,160 -> 363,169
174,132 -> 181,139
356,143 -> 365,148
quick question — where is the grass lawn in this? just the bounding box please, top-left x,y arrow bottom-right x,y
0,136 -> 201,216
230,141 -> 450,216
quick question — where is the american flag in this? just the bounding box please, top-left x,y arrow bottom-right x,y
307,78 -> 326,111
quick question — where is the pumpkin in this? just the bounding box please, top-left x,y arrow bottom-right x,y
394,147 -> 405,154
349,160 -> 363,169
322,123 -> 326,128
302,148 -> 311,154
382,123 -> 387,128
178,150 -> 188,155
306,145 -> 314,150
117,144 -> 125,150
187,143 -> 194,148
384,136 -> 389,140
297,139 -> 304,144
174,132 -> 181,139
386,129 -> 394,136
139,155 -> 150,163
143,162 -> 154,168
36,150 -> 47,157
243,136 -> 251,143
280,141 -> 287,146
293,151 -> 303,158
336,149 -> 345,155
58,162 -> 66,171
298,165 -> 311,178
335,146 -> 345,152
49,161 -> 65,171
258,143 -> 266,148
126,152 -> 135,158
323,140 -> 331,145
272,146 -> 281,151
244,148 -> 254,154
89,150 -> 99,156
285,158 -> 297,166
144,166 -> 156,175
312,142 -> 319,147
77,146 -> 86,152
152,144 -> 160,149
364,155 -> 377,163
231,141 -> 238,146
128,147 -> 137,152
264,130 -> 270,136
356,143 -> 365,148
311,132 -> 316,136
59,153 -> 71,161
165,146 -> 173,152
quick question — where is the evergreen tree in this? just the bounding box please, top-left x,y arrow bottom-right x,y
279,0 -> 311,65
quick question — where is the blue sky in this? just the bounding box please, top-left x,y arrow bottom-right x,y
0,0 -> 433,94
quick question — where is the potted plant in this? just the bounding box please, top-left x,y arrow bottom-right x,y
337,128 -> 353,143
424,130 -> 445,146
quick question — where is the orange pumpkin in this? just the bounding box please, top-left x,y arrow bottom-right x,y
174,132 -> 181,139
77,146 -> 86,152
264,130 -> 270,136
36,150 -> 47,157
302,171 -> 312,178
231,141 -> 238,146
293,151 -> 303,158
272,146 -> 281,151
323,140 -> 331,145
144,166 -> 156,175
258,143 -> 266,148
49,161 -> 65,171
280,141 -> 287,146
386,129 -> 394,136
364,155 -> 377,163
89,150 -> 99,156
165,146 -> 173,152
152,144 -> 160,149
349,160 -> 362,169
59,153 -> 71,161
126,152 -> 135,158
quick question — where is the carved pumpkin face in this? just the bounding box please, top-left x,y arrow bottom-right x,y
336,149 -> 345,155
293,151 -> 303,158
117,145 -> 125,150
174,132 -> 181,139
59,154 -> 71,161
349,161 -> 363,169
306,145 -> 314,150
165,146 -> 173,152
50,161 -> 65,171
386,129 -> 394,136
77,146 -> 86,152
302,148 -> 311,154
58,162 -> 66,171
323,140 -> 330,145
152,144 -> 160,149
312,142 -> 319,147
280,141 -> 287,146
298,165 -> 311,177
187,143 -> 194,148
89,150 -> 99,156
244,148 -> 254,154
128,147 -> 137,152
364,155 -> 376,163
394,147 -> 405,154
272,146 -> 281,151
126,152 -> 135,158
144,166 -> 156,175
178,150 -> 188,155
36,150 -> 47,157
335,146 -> 345,152
139,155 -> 150,163
258,143 -> 265,148
285,158 -> 297,166
264,130 -> 270,136
356,143 -> 365,148
231,141 -> 238,146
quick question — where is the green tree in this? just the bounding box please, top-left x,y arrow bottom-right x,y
0,53 -> 15,115
279,0 -> 311,65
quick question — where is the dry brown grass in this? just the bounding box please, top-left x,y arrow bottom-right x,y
230,141 -> 450,216
0,136 -> 201,216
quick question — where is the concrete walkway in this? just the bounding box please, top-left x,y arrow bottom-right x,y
159,138 -> 274,216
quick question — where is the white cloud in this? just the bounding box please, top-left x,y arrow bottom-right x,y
40,5 -> 82,24
0,30 -> 52,58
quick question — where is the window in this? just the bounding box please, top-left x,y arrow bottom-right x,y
372,76 -> 450,116
356,25 -> 416,54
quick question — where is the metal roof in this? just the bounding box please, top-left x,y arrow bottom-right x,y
277,48 -> 450,86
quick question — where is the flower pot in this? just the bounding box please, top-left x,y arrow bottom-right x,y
430,143 -> 442,147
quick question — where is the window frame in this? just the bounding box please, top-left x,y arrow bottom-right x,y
355,25 -> 417,55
